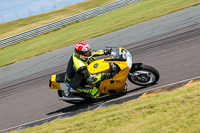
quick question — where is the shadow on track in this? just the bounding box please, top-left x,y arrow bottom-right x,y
47,86 -> 146,116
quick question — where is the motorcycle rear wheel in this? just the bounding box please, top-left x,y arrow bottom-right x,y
128,64 -> 160,86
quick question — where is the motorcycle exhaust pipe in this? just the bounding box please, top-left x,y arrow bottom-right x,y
59,96 -> 85,102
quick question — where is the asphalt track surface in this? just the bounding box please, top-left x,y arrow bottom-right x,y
1,6 -> 200,131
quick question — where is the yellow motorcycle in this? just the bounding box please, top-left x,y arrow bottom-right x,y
49,47 -> 160,104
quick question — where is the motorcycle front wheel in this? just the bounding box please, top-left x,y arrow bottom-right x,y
128,64 -> 160,86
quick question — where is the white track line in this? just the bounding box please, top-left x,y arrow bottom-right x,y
1,75 -> 200,132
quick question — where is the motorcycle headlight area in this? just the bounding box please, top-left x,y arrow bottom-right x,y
111,49 -> 127,60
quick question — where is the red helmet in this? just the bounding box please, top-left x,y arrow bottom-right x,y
74,42 -> 92,61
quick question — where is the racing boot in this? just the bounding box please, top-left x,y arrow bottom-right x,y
76,87 -> 100,99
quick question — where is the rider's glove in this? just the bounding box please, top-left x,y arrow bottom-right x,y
101,73 -> 112,80
104,49 -> 111,55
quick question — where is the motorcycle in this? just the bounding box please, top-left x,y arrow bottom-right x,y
49,47 -> 160,104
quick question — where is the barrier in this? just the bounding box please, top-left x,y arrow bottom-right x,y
0,0 -> 140,48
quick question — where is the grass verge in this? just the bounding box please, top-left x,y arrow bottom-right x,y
0,0 -> 200,67
0,0 -> 116,39
11,83 -> 200,133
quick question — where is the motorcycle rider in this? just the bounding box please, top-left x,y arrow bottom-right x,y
66,42 -> 112,99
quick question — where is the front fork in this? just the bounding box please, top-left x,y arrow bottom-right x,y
128,63 -> 145,81
131,63 -> 143,71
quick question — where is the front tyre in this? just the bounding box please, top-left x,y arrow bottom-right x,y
128,64 -> 160,86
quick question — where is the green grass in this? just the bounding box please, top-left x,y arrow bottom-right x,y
0,0 -> 200,67
11,84 -> 200,133
0,0 -> 116,39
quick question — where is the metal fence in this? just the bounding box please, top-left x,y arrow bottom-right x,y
0,0 -> 140,48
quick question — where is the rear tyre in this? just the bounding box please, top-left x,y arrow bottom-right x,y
128,64 -> 160,86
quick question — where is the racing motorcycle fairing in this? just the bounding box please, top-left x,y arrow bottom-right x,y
49,47 -> 132,94
49,47 -> 160,103
87,59 -> 111,74
49,74 -> 77,92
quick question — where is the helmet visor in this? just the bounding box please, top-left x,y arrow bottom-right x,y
78,50 -> 92,57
